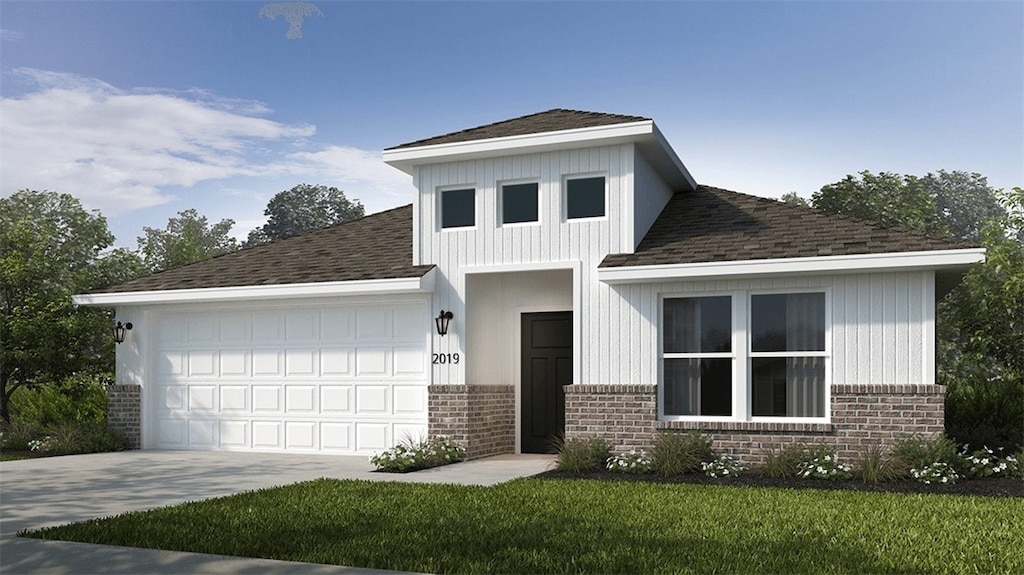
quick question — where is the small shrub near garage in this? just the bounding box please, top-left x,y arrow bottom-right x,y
369,436 -> 465,473
554,436 -> 611,472
651,431 -> 714,476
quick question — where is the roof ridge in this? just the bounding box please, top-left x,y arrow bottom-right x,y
386,108 -> 650,150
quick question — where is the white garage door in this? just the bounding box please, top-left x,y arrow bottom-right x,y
151,301 -> 429,454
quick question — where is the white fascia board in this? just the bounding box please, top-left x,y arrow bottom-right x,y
383,121 -> 656,174
72,269 -> 437,307
644,124 -> 698,191
597,249 -> 986,284
462,260 -> 580,275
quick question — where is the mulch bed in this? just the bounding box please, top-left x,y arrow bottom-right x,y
537,469 -> 1023,498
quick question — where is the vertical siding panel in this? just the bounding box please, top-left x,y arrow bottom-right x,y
883,273 -> 897,383
832,277 -> 846,384
869,275 -> 884,383
909,272 -> 924,383
857,274 -> 870,384
895,273 -> 910,383
844,276 -> 859,384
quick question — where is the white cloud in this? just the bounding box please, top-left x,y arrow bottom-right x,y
1,29 -> 25,42
0,69 -> 330,216
278,146 -> 414,203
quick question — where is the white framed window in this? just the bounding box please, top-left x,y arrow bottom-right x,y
564,175 -> 606,220
500,181 -> 539,225
440,187 -> 475,229
660,290 -> 828,421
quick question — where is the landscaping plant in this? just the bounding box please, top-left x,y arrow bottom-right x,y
606,449 -> 653,474
853,444 -> 900,484
369,435 -> 465,473
554,436 -> 611,472
759,443 -> 808,478
651,431 -> 714,476
796,445 -> 852,481
701,454 -> 744,478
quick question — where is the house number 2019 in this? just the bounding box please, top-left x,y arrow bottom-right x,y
432,353 -> 460,365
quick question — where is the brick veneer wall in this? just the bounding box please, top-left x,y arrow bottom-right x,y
428,385 -> 515,459
564,383 -> 945,466
107,384 -> 141,449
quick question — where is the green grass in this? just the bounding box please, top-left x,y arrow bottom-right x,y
25,478 -> 1024,574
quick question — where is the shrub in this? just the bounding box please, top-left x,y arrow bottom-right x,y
650,432 -> 713,476
960,445 -> 1020,479
10,373 -> 111,429
606,449 -> 653,474
853,444 -> 900,484
0,419 -> 43,451
554,436 -> 611,473
910,462 -> 959,485
890,435 -> 959,477
21,420 -> 127,456
759,443 -> 808,478
797,445 -> 852,480
701,454 -> 744,478
369,436 -> 465,473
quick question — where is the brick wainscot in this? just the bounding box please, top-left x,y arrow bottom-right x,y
564,384 -> 944,466
428,385 -> 515,459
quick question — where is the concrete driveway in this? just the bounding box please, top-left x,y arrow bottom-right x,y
0,450 -> 555,574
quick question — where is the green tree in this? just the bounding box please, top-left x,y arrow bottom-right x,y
138,209 -> 238,271
811,171 -> 946,235
938,188 -> 1024,448
779,192 -> 810,208
246,184 -> 364,246
0,190 -> 117,426
922,170 -> 1005,244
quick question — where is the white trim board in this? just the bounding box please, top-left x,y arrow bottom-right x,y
72,269 -> 437,306
597,249 -> 985,284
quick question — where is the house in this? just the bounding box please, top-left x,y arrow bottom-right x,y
74,109 -> 984,464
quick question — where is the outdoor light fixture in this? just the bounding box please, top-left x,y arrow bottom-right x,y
112,321 -> 133,344
435,310 -> 453,336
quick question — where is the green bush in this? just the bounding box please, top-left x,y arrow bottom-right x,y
0,418 -> 43,451
944,373 -> 1023,452
10,372 -> 111,429
26,420 -> 127,455
853,444 -> 900,484
369,436 -> 465,473
759,443 -> 808,478
796,445 -> 852,480
650,431 -> 713,476
890,435 -> 959,477
554,436 -> 611,472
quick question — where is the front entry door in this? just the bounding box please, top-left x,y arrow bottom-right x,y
521,312 -> 572,454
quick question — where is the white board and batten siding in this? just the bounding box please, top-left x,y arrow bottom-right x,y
606,271 -> 936,387
143,299 -> 430,454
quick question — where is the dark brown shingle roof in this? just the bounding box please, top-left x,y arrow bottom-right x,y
600,186 -> 972,268
386,108 -> 650,150
90,205 -> 432,294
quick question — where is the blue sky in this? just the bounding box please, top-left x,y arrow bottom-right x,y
2,1 -> 1021,248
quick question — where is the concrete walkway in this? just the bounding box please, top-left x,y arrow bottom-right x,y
0,451 -> 555,574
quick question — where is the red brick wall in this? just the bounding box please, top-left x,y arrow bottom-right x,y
107,384 -> 141,449
564,383 -> 945,466
428,385 -> 515,459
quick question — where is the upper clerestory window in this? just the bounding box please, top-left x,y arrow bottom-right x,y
441,188 -> 475,229
566,176 -> 606,219
501,182 -> 539,224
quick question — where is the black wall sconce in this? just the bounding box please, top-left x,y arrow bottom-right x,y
113,321 -> 133,344
435,310 -> 453,336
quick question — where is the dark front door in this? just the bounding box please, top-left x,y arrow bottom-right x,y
521,311 -> 572,454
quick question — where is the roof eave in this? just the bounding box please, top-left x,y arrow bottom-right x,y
73,268 -> 437,306
597,248 -> 985,284
383,120 -> 696,190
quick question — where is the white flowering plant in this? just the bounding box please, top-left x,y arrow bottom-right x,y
369,435 -> 465,473
797,448 -> 852,480
910,462 -> 959,484
606,449 -> 653,474
960,445 -> 1019,479
701,454 -> 744,478
28,436 -> 54,453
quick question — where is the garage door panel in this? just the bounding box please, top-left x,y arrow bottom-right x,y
253,385 -> 282,412
320,386 -> 352,413
219,351 -> 250,377
356,348 -> 389,376
394,423 -> 428,443
320,348 -> 353,376
219,420 -> 248,447
321,423 -> 352,450
253,350 -> 284,376
285,349 -> 317,376
253,421 -> 283,448
285,385 -> 317,413
220,386 -> 248,411
153,302 -> 427,454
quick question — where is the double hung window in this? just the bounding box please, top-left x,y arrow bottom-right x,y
661,291 -> 827,420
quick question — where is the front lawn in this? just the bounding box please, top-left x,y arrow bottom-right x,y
25,478 -> 1023,574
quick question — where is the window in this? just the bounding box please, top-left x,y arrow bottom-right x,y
662,296 -> 732,416
501,182 -> 539,224
566,176 -> 605,219
661,291 -> 827,420
441,188 -> 475,229
750,293 -> 826,417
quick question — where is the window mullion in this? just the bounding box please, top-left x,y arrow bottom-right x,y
734,292 -> 748,421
